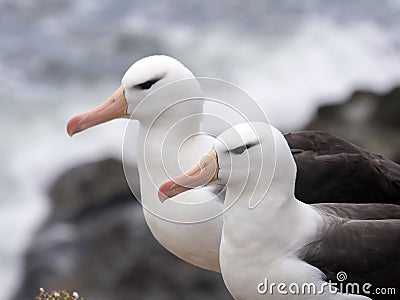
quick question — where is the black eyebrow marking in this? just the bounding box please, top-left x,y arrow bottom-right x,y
134,77 -> 162,90
214,148 -> 219,179
228,142 -> 259,154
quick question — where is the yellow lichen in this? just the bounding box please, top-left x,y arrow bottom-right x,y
35,288 -> 84,300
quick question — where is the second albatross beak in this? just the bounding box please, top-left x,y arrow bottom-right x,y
158,149 -> 219,202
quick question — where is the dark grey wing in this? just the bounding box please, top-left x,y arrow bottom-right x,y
284,131 -> 400,205
312,203 -> 400,220
285,131 -> 363,155
300,217 -> 400,300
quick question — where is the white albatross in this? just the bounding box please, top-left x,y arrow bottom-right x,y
67,55 -> 400,275
159,122 -> 400,300
67,55 -> 222,272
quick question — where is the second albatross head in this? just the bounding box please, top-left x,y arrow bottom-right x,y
158,122 -> 297,206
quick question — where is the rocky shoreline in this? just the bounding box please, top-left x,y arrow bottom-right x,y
13,86 -> 399,300
12,159 -> 231,300
305,86 -> 400,163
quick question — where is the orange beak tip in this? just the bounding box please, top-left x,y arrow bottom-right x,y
66,115 -> 82,137
158,191 -> 168,203
158,181 -> 173,203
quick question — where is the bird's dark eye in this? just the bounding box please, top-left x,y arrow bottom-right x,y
134,78 -> 161,90
230,145 -> 247,155
228,142 -> 259,155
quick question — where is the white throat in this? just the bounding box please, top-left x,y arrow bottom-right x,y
133,89 -> 223,272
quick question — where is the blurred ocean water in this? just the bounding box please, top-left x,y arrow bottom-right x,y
1,0 -> 400,299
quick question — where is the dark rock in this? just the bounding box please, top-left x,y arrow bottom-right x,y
47,158 -> 137,222
305,86 -> 400,163
13,158 -> 231,300
373,87 -> 400,129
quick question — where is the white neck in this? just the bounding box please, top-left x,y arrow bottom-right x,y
138,99 -> 203,135
223,186 -> 321,262
132,102 -> 223,273
136,101 -> 203,185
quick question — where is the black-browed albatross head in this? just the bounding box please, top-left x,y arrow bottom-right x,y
158,122 -> 298,205
67,55 -> 200,136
